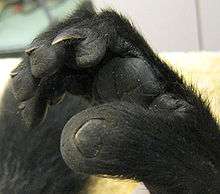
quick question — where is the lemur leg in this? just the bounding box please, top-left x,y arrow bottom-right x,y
10,6 -> 220,194
61,97 -> 220,194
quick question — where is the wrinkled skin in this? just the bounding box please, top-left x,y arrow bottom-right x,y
7,1 -> 220,193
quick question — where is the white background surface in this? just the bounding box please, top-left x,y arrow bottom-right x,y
93,0 -> 220,52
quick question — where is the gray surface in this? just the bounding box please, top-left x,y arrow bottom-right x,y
199,0 -> 220,50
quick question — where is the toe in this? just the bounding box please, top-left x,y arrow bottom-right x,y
30,44 -> 65,78
11,60 -> 37,102
20,93 -> 48,128
60,102 -> 146,177
75,32 -> 107,68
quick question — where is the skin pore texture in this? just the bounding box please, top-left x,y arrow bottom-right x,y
1,1 -> 220,194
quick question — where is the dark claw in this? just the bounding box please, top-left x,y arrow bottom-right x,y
30,45 -> 64,78
21,95 -> 48,128
37,72 -> 66,105
48,93 -> 65,105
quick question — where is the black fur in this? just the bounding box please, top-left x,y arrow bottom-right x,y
0,87 -> 88,193
0,2 -> 93,194
2,1 -> 220,193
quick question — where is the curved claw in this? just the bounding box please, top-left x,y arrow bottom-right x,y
52,33 -> 84,45
25,46 -> 39,55
21,94 -> 48,128
10,71 -> 18,77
